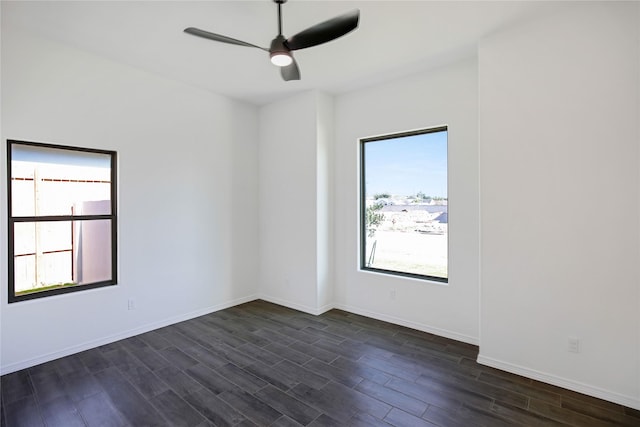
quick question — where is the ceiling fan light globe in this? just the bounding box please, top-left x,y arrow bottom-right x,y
270,53 -> 293,67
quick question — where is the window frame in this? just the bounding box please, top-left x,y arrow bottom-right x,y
7,139 -> 118,303
359,126 -> 448,283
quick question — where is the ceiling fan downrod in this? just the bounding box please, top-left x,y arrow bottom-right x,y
275,0 -> 287,36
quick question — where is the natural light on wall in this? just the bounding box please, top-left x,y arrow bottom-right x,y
360,127 -> 448,282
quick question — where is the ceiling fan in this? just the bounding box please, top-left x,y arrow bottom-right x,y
184,0 -> 360,81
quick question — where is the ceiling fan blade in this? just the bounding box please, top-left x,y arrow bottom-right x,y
285,9 -> 359,51
184,27 -> 268,51
281,58 -> 300,81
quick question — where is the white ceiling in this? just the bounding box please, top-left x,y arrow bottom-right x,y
2,0 -> 562,105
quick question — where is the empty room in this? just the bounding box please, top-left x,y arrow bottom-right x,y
1,1 -> 639,426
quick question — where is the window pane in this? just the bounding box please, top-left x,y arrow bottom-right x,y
11,144 -> 112,217
14,221 -> 72,255
72,219 -> 113,285
362,128 -> 448,281
13,219 -> 113,296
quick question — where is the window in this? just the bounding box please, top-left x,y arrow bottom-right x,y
360,127 -> 448,282
7,140 -> 117,302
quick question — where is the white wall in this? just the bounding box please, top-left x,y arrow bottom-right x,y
0,27 -> 260,373
258,91 -> 334,314
333,58 -> 480,344
478,2 -> 640,408
316,92 -> 334,311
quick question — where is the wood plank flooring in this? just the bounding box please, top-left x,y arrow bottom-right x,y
2,300 -> 639,426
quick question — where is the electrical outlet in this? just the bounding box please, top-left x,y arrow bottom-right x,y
128,299 -> 136,310
568,337 -> 580,353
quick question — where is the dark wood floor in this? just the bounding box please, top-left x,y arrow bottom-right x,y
1,300 -> 639,427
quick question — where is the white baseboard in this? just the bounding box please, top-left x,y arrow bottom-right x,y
316,302 -> 335,315
477,354 -> 640,410
0,294 -> 259,375
257,294 -> 332,316
333,303 -> 479,346
254,297 -> 478,346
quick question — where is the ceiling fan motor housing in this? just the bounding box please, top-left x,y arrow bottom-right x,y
269,35 -> 293,66
270,35 -> 289,55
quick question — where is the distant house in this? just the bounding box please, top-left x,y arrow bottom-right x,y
434,212 -> 448,224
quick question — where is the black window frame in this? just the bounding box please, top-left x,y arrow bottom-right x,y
359,126 -> 448,283
7,139 -> 118,303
